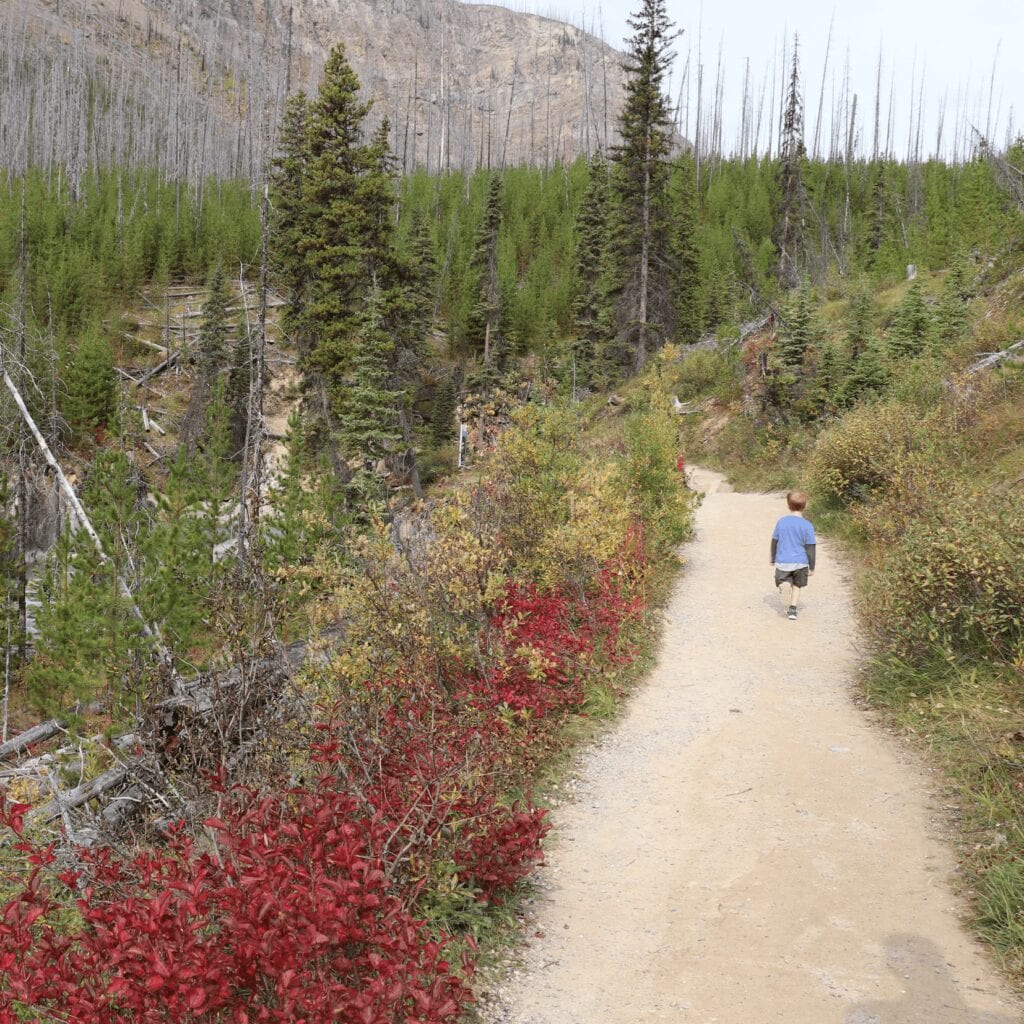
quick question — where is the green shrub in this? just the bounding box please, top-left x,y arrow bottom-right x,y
806,399 -> 937,504
622,407 -> 694,549
868,490 -> 1024,667
62,325 -> 117,435
669,347 -> 741,402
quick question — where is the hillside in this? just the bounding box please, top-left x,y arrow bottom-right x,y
3,0 -> 627,180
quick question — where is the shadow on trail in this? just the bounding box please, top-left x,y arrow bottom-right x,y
843,933 -> 1019,1024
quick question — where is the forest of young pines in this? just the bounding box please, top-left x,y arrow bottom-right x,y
1,0 -> 1024,1015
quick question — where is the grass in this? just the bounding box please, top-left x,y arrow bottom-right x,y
863,654 -> 1024,980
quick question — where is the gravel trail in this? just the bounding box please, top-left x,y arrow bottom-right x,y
482,467 -> 1022,1024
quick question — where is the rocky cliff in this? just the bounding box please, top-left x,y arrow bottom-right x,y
3,0 -> 627,179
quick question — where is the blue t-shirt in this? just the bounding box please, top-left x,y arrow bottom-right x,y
772,514 -> 816,566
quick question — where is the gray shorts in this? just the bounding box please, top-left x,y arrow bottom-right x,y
775,567 -> 809,588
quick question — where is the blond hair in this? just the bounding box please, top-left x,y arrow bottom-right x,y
787,490 -> 808,512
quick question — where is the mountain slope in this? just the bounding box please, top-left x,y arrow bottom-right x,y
3,0 -> 627,180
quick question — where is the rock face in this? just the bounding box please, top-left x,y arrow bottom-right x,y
293,0 -> 627,171
4,0 -> 627,179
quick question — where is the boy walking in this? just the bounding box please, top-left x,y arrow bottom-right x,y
770,491 -> 816,620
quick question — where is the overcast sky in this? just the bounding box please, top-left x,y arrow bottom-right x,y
483,0 -> 1022,158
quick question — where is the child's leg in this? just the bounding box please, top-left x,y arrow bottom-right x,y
789,583 -> 801,608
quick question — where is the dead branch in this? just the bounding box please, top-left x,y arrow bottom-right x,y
967,340 -> 1024,373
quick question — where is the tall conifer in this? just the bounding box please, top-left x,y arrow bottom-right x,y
668,155 -> 702,344
465,174 -> 504,368
572,157 -> 613,387
612,0 -> 677,370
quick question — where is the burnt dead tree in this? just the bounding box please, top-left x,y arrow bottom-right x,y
775,37 -> 807,290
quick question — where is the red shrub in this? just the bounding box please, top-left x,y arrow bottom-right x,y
0,788 -> 470,1024
0,531 -> 651,1014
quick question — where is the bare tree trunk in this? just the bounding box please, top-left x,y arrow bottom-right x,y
812,14 -> 834,159
14,195 -> 27,668
2,362 -> 175,676
398,406 -> 423,500
236,187 -> 269,570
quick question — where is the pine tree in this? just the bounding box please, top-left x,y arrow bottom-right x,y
866,161 -> 888,262
141,451 -> 212,652
197,263 -> 231,375
845,289 -> 875,361
810,339 -> 847,415
612,0 -> 677,370
668,154 -> 702,344
888,281 -> 933,359
398,208 -> 438,351
946,249 -> 976,301
336,288 -> 403,471
183,262 -> 232,448
27,451 -> 146,712
262,410 -> 339,570
301,47 -> 398,414
430,373 -> 459,451
775,285 -> 817,370
933,274 -> 969,348
63,325 -> 116,436
0,472 -> 19,676
571,157 -> 613,388
270,92 -> 313,352
464,174 -> 504,368
842,339 -> 890,405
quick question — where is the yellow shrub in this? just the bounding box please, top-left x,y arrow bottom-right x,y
807,400 -> 939,503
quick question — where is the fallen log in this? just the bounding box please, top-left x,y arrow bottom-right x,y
135,350 -> 181,386
967,340 -> 1024,373
31,764 -> 131,823
0,719 -> 63,761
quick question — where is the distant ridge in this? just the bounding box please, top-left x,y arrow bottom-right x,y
1,0 -> 628,180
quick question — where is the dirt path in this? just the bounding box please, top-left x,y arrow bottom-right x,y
483,468 -> 1022,1024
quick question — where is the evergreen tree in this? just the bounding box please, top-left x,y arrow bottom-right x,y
668,154 -> 702,344
431,373 -> 459,451
842,339 -> 890,405
611,0 -> 677,369
262,410 -> 339,570
141,451 -> 212,651
183,262 -> 232,448
946,249 -> 977,301
888,281 -> 933,359
845,289 -> 875,361
301,47 -> 398,413
28,451 -> 146,712
336,288 -> 403,469
866,160 -> 888,262
197,263 -> 232,375
464,174 -> 504,368
933,274 -> 969,348
571,157 -> 614,388
0,472 -> 18,670
810,339 -> 847,415
398,208 -> 438,351
270,92 -> 313,351
63,326 -> 116,436
775,285 -> 817,370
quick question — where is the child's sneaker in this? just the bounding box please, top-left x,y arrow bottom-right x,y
787,606 -> 797,620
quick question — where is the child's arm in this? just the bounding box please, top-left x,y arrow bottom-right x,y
805,543 -> 816,571
770,537 -> 778,564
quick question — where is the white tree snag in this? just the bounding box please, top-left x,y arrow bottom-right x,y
31,764 -> 131,824
967,340 -> 1024,373
1,360 -> 178,679
0,718 -> 64,760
